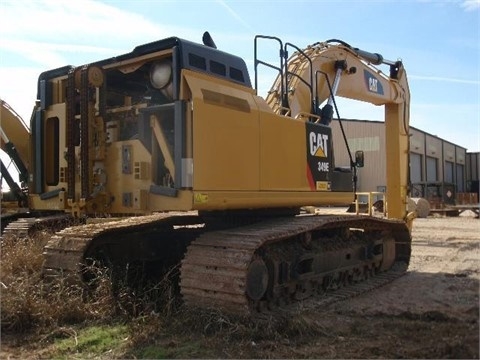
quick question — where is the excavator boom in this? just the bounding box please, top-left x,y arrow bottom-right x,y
0,99 -> 30,185
1,99 -> 30,207
261,38 -> 410,221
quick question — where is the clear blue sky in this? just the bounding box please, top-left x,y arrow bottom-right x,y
1,0 -> 479,152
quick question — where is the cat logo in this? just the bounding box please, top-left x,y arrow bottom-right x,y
305,123 -> 332,190
309,132 -> 329,158
364,69 -> 384,95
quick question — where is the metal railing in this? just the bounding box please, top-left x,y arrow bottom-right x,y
355,191 -> 386,216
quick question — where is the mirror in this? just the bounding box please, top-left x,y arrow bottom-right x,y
355,150 -> 364,168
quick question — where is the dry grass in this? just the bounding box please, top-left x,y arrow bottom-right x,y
0,229 -> 326,337
0,229 -> 256,357
0,231 -> 145,335
1,230 -> 186,335
0,227 -> 341,359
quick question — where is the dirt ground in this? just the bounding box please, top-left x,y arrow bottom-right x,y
1,211 -> 479,359
218,211 -> 478,359
284,211 -> 479,359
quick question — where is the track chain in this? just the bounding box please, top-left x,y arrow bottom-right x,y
283,262 -> 408,315
180,214 -> 411,316
42,212 -> 198,280
1,214 -> 73,240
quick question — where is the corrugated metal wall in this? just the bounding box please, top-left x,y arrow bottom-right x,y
466,152 -> 479,196
466,152 -> 479,181
331,120 -> 385,192
330,119 -> 468,195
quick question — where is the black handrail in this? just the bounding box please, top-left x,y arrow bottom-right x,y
284,42 -> 315,116
254,35 -> 285,108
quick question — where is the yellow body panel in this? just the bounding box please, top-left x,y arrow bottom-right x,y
185,72 -> 260,191
182,70 -> 336,210
191,190 -> 352,210
259,114 -> 310,191
29,192 -> 66,211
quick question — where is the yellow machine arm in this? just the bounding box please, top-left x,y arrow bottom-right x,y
262,39 -> 410,220
0,99 -> 30,183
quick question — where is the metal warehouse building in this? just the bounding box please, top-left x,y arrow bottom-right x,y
330,119 -> 479,207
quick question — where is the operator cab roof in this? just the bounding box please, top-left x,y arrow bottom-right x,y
36,35 -> 252,98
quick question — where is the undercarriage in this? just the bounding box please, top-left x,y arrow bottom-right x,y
7,211 -> 412,316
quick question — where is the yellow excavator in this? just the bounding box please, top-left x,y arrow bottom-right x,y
1,99 -> 31,230
1,32 -> 413,314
